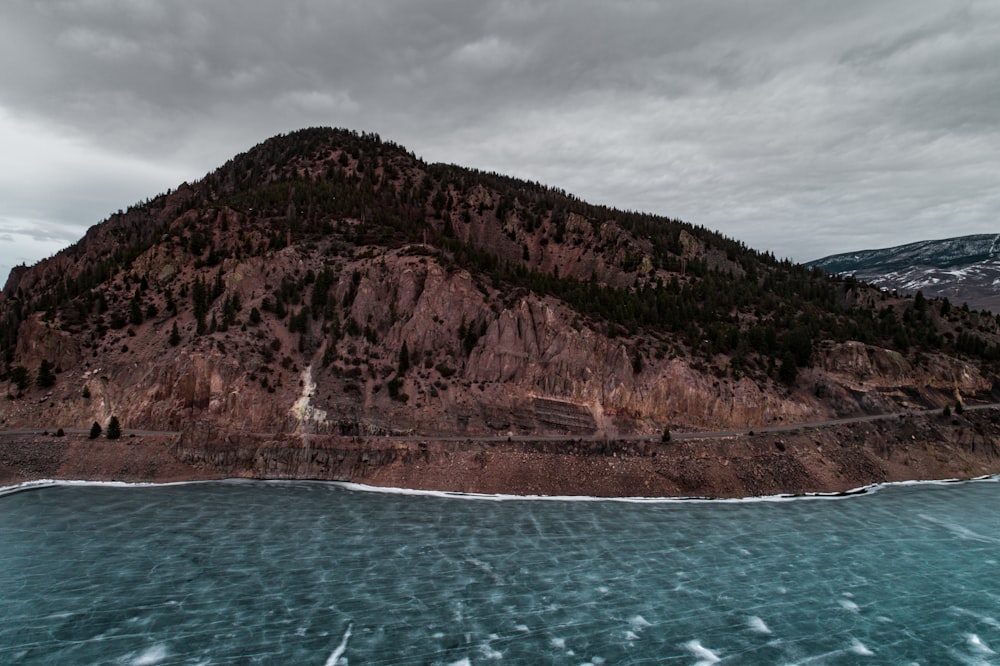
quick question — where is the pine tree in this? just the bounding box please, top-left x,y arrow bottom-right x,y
130,295 -> 144,326
779,351 -> 798,384
106,416 -> 122,440
89,422 -> 102,439
169,321 -> 181,346
36,360 -> 56,388
398,341 -> 411,375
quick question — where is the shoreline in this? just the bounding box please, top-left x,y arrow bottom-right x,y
3,474 -> 998,503
2,407 -> 999,498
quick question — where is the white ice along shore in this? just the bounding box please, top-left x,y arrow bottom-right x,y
3,475 -> 999,503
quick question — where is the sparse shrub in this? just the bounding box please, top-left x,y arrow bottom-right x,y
632,352 -> 644,375
10,365 -> 29,391
130,296 -> 144,326
387,377 -> 408,402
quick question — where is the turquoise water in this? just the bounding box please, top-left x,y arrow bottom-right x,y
1,479 -> 999,665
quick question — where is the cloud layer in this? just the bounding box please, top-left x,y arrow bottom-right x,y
2,0 -> 999,282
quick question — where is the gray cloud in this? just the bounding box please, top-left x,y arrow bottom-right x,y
1,0 -> 999,285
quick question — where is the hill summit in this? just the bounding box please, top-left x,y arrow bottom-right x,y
2,127 -> 999,441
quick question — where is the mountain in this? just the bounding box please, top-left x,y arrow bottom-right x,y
810,234 -> 1000,312
2,128 -> 999,446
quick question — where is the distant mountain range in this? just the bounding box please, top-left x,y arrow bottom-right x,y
810,234 -> 1000,312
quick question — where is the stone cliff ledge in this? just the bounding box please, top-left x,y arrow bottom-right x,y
2,409 -> 999,498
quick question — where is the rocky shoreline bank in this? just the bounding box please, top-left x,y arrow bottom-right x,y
2,408 -> 999,497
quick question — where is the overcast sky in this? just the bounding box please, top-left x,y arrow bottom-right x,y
2,1 -> 999,284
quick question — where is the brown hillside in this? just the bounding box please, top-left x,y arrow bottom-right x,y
2,128 -> 999,442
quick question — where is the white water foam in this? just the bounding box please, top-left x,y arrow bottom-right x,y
967,634 -> 996,655
324,622 -> 352,666
747,615 -> 772,634
790,637 -> 879,665
624,614 -> 651,641
479,642 -> 503,660
951,607 -> 1000,630
629,615 -> 652,630
838,598 -> 860,612
130,644 -> 169,665
684,639 -> 721,665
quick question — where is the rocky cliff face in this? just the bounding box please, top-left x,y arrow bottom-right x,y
2,128 -> 998,442
3,250 -> 989,439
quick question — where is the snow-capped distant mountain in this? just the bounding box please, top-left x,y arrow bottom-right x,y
809,234 -> 1000,312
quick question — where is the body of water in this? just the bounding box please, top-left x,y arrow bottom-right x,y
1,478 -> 999,664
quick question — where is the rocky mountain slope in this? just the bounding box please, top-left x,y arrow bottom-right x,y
2,128 -> 999,445
810,234 -> 1000,312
